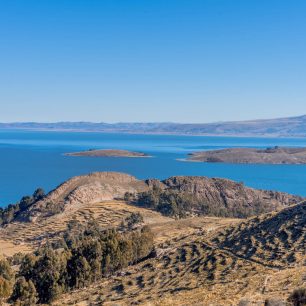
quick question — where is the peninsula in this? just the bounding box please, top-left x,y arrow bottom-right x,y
186,146 -> 306,164
65,149 -> 151,158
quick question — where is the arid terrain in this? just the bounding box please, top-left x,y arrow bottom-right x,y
187,146 -> 306,164
0,172 -> 305,305
65,149 -> 151,158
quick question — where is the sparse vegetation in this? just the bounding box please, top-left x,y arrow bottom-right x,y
133,187 -> 269,219
9,218 -> 154,304
0,188 -> 45,225
120,212 -> 144,229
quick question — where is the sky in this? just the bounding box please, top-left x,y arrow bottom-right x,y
0,0 -> 306,123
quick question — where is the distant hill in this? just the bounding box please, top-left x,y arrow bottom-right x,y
187,147 -> 306,164
1,114 -> 306,137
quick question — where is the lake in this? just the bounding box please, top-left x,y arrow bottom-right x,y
1,129 -> 306,207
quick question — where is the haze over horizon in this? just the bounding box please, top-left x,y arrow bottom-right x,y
1,0 -> 306,123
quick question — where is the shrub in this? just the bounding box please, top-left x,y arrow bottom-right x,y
0,259 -> 14,302
264,298 -> 285,306
288,288 -> 306,306
10,277 -> 38,306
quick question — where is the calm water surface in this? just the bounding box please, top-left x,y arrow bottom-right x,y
1,129 -> 306,207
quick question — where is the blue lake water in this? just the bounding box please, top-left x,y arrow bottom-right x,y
1,129 -> 306,207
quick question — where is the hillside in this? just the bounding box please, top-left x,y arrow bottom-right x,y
2,114 -> 306,137
212,201 -> 306,267
134,176 -> 303,218
1,172 -> 302,225
55,202 -> 306,306
0,173 -> 305,305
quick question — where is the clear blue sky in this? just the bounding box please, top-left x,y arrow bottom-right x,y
0,0 -> 305,123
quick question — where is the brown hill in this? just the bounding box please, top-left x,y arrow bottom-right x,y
3,172 -> 302,224
135,176 -> 303,218
187,146 -> 306,164
16,172 -> 148,222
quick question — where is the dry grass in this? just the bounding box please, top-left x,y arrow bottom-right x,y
0,200 -> 171,257
1,200 -> 304,306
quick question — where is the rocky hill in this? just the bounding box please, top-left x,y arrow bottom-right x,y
16,172 -> 148,222
134,176 -> 303,218
4,172 -> 303,223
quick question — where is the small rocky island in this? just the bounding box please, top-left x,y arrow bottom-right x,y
186,146 -> 306,164
65,149 -> 151,158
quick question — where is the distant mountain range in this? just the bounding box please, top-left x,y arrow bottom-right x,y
1,114 -> 306,137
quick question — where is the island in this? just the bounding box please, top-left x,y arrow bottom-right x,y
186,146 -> 306,164
65,149 -> 151,158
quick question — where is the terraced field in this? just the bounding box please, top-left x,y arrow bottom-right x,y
0,173 -> 304,305
54,202 -> 306,306
56,229 -> 306,306
0,200 -> 238,257
0,200 -> 169,256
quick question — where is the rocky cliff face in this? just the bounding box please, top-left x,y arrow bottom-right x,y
14,172 -> 304,223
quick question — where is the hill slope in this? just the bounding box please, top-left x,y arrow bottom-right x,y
0,173 -> 305,305
213,201 -> 306,267
3,172 -> 303,223
55,203 -> 306,306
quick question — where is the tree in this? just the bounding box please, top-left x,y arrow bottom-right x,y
67,256 -> 91,289
33,188 -> 45,201
19,196 -> 33,211
0,259 -> 14,302
19,249 -> 66,303
10,277 -> 38,306
0,277 -> 12,303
